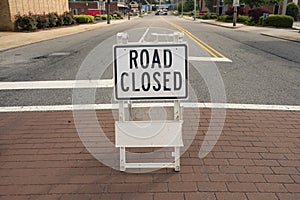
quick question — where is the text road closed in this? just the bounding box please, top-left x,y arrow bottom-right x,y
114,44 -> 188,100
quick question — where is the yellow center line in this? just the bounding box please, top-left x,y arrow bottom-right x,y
161,17 -> 227,58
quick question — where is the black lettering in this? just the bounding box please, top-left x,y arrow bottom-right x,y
120,72 -> 129,92
140,49 -> 149,69
132,72 -> 140,91
141,72 -> 150,91
163,72 -> 171,91
174,71 -> 182,90
153,72 -> 161,91
151,49 -> 161,68
163,49 -> 172,68
130,50 -> 138,69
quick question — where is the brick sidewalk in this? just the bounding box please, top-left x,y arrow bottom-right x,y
0,109 -> 299,200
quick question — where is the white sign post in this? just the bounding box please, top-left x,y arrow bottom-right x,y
114,32 -> 188,172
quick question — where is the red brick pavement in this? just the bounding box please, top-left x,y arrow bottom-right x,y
0,109 -> 299,200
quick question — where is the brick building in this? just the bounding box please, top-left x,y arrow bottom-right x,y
0,0 -> 69,31
106,2 -> 127,15
69,1 -> 127,16
69,1 -> 103,15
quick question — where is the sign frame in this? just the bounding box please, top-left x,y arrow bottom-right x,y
233,0 -> 240,6
113,43 -> 188,101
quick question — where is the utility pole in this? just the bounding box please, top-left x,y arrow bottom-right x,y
181,0 -> 183,17
233,5 -> 237,26
107,0 -> 110,24
194,0 -> 196,20
233,0 -> 239,27
139,0 -> 142,16
128,4 -> 131,20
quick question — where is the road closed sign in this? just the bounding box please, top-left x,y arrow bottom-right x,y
113,44 -> 188,100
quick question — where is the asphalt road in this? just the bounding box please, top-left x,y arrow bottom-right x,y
0,15 -> 299,107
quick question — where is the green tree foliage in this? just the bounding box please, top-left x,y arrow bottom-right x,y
183,0 -> 195,12
176,2 -> 183,12
204,0 -> 214,12
286,2 -> 299,20
265,0 -> 282,6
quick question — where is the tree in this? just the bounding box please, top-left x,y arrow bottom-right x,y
204,0 -> 214,12
286,2 -> 299,21
183,0 -> 195,12
176,2 -> 183,12
266,0 -> 282,6
266,0 -> 283,14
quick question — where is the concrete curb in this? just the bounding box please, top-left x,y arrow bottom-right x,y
199,20 -> 244,29
261,30 -> 300,43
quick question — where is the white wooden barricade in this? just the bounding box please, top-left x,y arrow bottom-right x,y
114,32 -> 187,172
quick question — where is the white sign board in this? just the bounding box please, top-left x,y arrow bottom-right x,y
113,44 -> 188,100
233,0 -> 240,6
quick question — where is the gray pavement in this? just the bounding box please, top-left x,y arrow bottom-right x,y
0,15 -> 299,106
0,16 -> 299,52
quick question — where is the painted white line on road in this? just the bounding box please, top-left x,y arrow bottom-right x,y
183,103 -> 300,111
138,27 -> 150,43
0,79 -> 114,90
189,57 -> 232,62
0,104 -> 118,112
0,103 -> 299,113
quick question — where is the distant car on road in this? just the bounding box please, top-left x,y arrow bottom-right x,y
155,11 -> 167,15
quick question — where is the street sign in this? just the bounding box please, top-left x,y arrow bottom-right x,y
113,44 -> 188,100
233,0 -> 239,6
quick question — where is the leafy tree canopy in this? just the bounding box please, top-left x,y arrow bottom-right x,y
204,0 -> 214,12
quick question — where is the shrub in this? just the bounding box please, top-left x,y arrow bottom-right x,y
15,12 -> 76,31
217,15 -> 233,22
183,11 -> 193,16
286,2 -> 299,21
56,16 -> 64,26
47,13 -> 57,27
36,14 -> 49,29
202,13 -> 218,19
262,14 -> 294,28
15,13 -> 38,31
101,15 -> 107,20
258,16 -> 264,25
74,15 -> 94,23
62,12 -> 75,25
237,15 -> 251,23
94,14 -> 101,20
248,7 -> 270,23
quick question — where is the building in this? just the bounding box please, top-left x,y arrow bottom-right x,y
69,1 -> 127,16
69,1 -> 104,15
0,0 -> 69,31
105,2 -> 127,15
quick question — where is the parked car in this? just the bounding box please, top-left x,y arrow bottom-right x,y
155,11 -> 167,15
